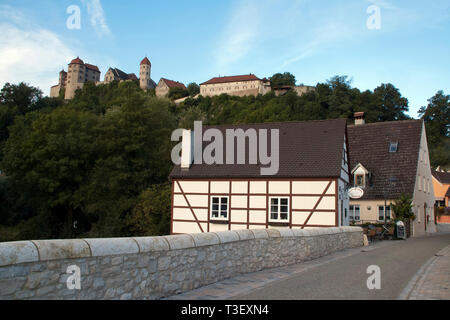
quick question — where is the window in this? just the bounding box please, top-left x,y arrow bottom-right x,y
210,197 -> 229,221
389,142 -> 398,153
378,206 -> 391,221
349,205 -> 360,221
269,198 -> 289,222
356,175 -> 364,187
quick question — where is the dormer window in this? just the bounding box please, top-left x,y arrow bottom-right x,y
351,163 -> 370,189
389,142 -> 398,153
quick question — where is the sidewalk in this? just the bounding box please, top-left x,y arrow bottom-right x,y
401,245 -> 450,300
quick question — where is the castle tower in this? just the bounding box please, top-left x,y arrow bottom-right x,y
140,57 -> 152,90
65,57 -> 86,100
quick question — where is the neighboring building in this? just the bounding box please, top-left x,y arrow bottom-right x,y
64,57 -> 101,100
169,119 -> 350,235
199,74 -> 271,97
104,68 -> 138,83
273,85 -> 316,97
432,169 -> 450,208
49,70 -> 67,98
156,78 -> 187,98
347,113 -> 436,237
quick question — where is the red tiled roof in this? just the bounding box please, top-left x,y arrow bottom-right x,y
85,64 -> 100,72
161,78 -> 186,89
141,57 -> 151,66
200,74 -> 261,85
170,119 -> 347,179
70,57 -> 84,65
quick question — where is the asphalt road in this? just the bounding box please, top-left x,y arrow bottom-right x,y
232,233 -> 450,300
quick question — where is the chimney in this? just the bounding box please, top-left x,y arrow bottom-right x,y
181,129 -> 194,169
354,112 -> 365,125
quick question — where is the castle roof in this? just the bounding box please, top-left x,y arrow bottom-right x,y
140,57 -> 151,66
85,64 -> 100,72
200,74 -> 261,85
160,78 -> 186,89
70,57 -> 84,65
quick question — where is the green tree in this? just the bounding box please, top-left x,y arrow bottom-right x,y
391,194 -> 415,222
270,72 -> 296,88
418,91 -> 450,167
168,87 -> 189,100
125,184 -> 172,236
373,83 -> 410,121
187,83 -> 200,97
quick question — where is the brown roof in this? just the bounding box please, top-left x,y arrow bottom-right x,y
347,120 -> 423,200
127,73 -> 138,80
161,78 -> 186,89
140,57 -> 151,66
200,74 -> 261,85
70,57 -> 84,65
170,119 -> 347,179
432,170 -> 450,184
85,64 -> 100,73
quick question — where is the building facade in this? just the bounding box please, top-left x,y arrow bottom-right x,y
347,114 -> 436,237
104,68 -> 138,83
50,56 -> 156,100
200,74 -> 271,97
155,78 -> 187,98
63,57 -> 101,100
169,119 -> 350,235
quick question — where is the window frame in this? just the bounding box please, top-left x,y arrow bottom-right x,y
269,197 -> 290,223
209,196 -> 230,221
378,205 -> 391,221
389,142 -> 398,153
349,205 -> 361,222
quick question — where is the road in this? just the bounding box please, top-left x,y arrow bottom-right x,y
232,233 -> 450,300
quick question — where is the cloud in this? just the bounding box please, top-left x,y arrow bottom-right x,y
0,6 -> 75,96
82,0 -> 111,38
215,1 -> 261,72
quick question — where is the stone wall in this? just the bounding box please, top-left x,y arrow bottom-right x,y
0,227 -> 363,300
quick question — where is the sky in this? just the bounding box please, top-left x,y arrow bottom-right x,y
0,0 -> 449,118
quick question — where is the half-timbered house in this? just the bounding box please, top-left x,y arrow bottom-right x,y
169,119 -> 350,234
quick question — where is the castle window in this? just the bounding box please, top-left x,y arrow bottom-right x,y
269,198 -> 289,222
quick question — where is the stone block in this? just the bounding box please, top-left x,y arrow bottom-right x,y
190,233 -> 220,247
214,231 -> 240,244
84,238 -> 139,257
0,241 -> 39,267
251,229 -> 269,239
163,235 -> 195,250
234,229 -> 255,241
32,239 -> 91,262
133,237 -> 170,253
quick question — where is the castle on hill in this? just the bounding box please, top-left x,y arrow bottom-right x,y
50,57 -> 157,100
50,56 -> 316,101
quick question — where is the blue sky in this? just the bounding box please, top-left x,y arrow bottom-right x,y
0,0 -> 449,118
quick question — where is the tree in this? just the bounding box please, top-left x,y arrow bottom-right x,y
270,72 -> 296,88
0,82 -> 43,114
168,87 -> 189,100
391,194 -> 415,222
373,83 -> 410,122
418,91 -> 450,167
187,83 -> 200,97
125,184 -> 172,236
